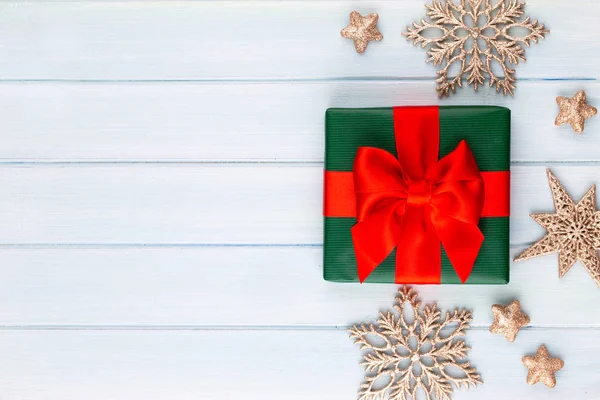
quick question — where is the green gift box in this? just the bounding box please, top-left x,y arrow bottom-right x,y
323,106 -> 510,284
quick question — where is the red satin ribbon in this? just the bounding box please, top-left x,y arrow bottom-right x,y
350,106 -> 485,284
323,171 -> 508,218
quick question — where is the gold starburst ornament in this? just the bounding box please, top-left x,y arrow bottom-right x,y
348,286 -> 482,400
514,169 -> 600,287
522,345 -> 564,388
489,300 -> 530,342
341,11 -> 383,54
403,0 -> 549,97
555,90 -> 598,134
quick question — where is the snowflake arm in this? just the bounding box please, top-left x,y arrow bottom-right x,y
404,19 -> 455,49
502,17 -> 549,45
422,366 -> 453,400
358,370 -> 397,400
349,323 -> 394,351
465,45 -> 486,90
432,309 -> 473,345
427,0 -> 466,26
417,304 -> 442,341
438,360 -> 483,389
485,0 -> 524,26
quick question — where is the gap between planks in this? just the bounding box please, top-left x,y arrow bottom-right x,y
0,78 -> 594,84
0,325 -> 596,331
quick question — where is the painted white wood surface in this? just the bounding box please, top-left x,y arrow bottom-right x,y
0,81 -> 598,162
0,329 -> 597,400
0,247 -> 598,327
0,1 -> 593,80
0,1 -> 599,399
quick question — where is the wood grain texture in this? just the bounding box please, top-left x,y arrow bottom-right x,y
0,247 -> 598,327
0,1 -> 599,398
0,81 -> 598,162
0,164 -> 595,245
0,1 -> 593,80
0,329 -> 596,400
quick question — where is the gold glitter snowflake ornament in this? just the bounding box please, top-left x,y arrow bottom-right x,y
349,287 -> 482,400
403,0 -> 549,97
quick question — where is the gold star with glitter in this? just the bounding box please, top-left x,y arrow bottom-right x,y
522,345 -> 564,388
514,169 -> 600,287
555,90 -> 597,134
340,11 -> 383,54
489,300 -> 530,342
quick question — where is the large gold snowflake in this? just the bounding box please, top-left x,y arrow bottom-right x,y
348,287 -> 482,400
403,0 -> 549,97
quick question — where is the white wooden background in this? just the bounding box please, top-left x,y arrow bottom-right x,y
0,1 -> 599,399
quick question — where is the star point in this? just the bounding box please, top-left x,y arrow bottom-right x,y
522,345 -> 564,388
555,90 -> 597,134
340,11 -> 383,54
514,169 -> 600,287
489,300 -> 530,342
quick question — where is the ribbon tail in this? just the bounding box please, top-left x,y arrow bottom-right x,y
351,207 -> 400,283
435,218 -> 484,283
395,207 -> 441,284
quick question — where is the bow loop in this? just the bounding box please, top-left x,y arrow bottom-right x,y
353,147 -> 409,221
428,140 -> 485,224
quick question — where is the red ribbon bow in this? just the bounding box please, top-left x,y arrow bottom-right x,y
351,107 -> 485,283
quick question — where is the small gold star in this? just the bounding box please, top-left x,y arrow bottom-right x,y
522,345 -> 564,388
514,169 -> 600,287
340,11 -> 383,54
555,90 -> 597,134
489,300 -> 530,342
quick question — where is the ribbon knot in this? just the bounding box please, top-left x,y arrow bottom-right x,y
407,180 -> 431,206
351,106 -> 485,284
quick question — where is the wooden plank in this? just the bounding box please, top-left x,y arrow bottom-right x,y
0,1 -> 591,80
1,81 -> 599,162
0,164 -> 594,245
0,247 -> 598,327
0,328 -> 596,399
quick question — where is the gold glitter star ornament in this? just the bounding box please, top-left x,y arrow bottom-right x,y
514,169 -> 600,287
489,300 -> 530,342
348,286 -> 482,400
522,345 -> 564,388
341,11 -> 383,54
403,0 -> 549,97
555,90 -> 597,134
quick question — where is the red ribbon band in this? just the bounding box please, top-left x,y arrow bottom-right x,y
324,171 -> 509,218
323,106 -> 510,284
